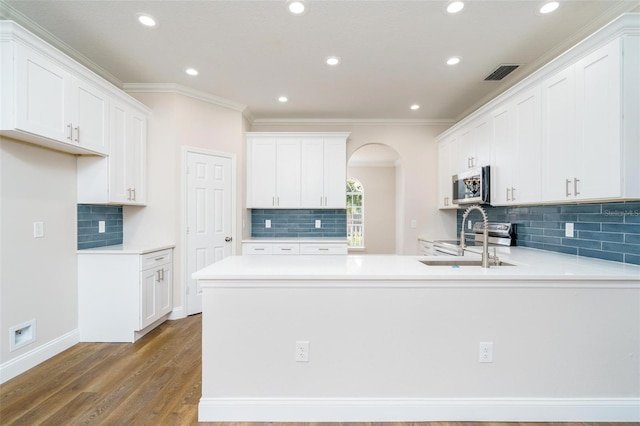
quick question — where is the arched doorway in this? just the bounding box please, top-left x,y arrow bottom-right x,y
347,143 -> 401,254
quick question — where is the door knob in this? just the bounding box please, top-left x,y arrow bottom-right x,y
225,237 -> 232,242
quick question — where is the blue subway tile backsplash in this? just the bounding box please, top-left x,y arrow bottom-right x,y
77,204 -> 123,250
457,201 -> 640,265
251,209 -> 347,238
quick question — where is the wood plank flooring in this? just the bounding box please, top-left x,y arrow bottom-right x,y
0,314 -> 635,425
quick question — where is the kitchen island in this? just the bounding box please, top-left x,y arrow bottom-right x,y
193,248 -> 640,422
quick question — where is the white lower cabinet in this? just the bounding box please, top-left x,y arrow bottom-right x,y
243,242 -> 347,255
78,248 -> 173,342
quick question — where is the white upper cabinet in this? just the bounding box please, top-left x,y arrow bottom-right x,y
456,115 -> 491,170
0,22 -> 114,156
542,36 -> 638,202
301,136 -> 347,208
77,99 -> 148,205
73,77 -> 110,154
437,136 -> 457,209
246,132 -> 349,209
490,88 -> 543,207
246,136 -> 301,208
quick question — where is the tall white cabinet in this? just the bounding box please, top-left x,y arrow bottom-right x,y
246,132 -> 350,209
78,246 -> 173,343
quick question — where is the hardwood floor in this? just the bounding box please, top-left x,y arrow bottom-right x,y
0,314 -> 635,425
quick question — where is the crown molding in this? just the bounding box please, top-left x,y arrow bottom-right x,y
251,118 -> 455,127
122,83 -> 254,123
0,0 -> 123,88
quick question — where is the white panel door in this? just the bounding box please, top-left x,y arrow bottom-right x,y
513,87 -> 541,204
575,38 -> 622,200
490,105 -> 513,205
300,138 -> 325,207
247,137 -> 277,207
275,139 -> 301,207
73,77 -> 109,155
15,45 -> 71,142
323,138 -> 347,208
541,65 -> 576,201
186,151 -> 233,316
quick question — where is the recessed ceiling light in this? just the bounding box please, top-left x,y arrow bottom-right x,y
446,1 -> 465,14
278,96 -> 288,103
447,56 -> 461,66
410,104 -> 420,110
137,14 -> 157,27
288,1 -> 306,15
539,1 -> 560,14
185,68 -> 199,76
326,56 -> 340,66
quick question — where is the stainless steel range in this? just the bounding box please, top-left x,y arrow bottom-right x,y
433,222 -> 515,256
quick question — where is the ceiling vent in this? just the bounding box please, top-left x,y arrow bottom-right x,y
484,64 -> 520,81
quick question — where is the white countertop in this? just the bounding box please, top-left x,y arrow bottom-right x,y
193,247 -> 640,283
77,243 -> 175,255
242,237 -> 347,244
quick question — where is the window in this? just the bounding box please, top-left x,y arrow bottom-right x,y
346,178 -> 364,248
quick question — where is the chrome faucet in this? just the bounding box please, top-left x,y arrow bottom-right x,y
460,204 -> 490,268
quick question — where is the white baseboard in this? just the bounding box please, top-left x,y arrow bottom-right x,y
0,328 -> 79,384
198,397 -> 640,422
168,306 -> 186,320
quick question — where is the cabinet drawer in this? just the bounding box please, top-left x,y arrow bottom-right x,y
243,244 -> 274,255
273,243 -> 300,255
299,244 -> 348,255
140,249 -> 173,270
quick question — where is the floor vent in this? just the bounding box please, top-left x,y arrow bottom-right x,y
484,64 -> 520,81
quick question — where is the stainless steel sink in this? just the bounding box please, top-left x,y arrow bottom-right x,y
419,259 -> 515,267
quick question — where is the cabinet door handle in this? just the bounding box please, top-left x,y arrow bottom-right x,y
506,187 -> 510,202
74,126 -> 79,142
281,248 -> 292,251
565,179 -> 572,197
272,197 -> 275,206
511,187 -> 516,201
277,197 -> 280,206
254,248 -> 265,251
319,248 -> 329,251
132,188 -> 136,201
574,178 -> 580,196
320,196 -> 323,206
67,124 -> 73,141
127,188 -> 132,200
324,197 -> 327,206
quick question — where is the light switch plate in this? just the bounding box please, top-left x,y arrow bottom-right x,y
315,220 -> 321,228
33,222 -> 44,238
265,219 -> 271,228
98,221 -> 106,233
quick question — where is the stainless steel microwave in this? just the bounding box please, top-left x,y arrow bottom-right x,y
452,166 -> 490,205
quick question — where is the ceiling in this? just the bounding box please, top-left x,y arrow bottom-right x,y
2,1 -> 638,122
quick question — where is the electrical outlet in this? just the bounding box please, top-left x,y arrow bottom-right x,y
265,219 -> 271,228
468,220 -> 473,230
315,220 -> 321,229
295,340 -> 309,362
98,221 -> 106,233
565,222 -> 574,238
411,219 -> 417,229
479,341 -> 493,363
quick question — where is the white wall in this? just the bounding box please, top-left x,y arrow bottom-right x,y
346,165 -> 396,254
250,123 -> 458,254
0,138 -> 78,379
201,282 -> 640,421
123,91 -> 246,315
